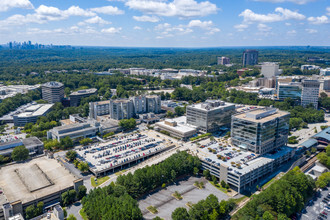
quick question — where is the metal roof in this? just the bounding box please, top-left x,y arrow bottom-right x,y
300,138 -> 318,149
313,127 -> 330,142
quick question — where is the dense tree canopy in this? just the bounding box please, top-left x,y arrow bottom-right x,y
233,169 -> 315,219
11,145 -> 29,161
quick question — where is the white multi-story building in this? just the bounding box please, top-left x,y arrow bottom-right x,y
301,80 -> 320,109
320,68 -> 330,76
89,101 -> 111,119
261,62 -> 282,78
301,65 -> 320,71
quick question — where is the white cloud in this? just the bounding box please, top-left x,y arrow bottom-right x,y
134,26 -> 142,30
234,23 -> 249,31
78,16 -> 111,26
133,15 -> 160,22
285,22 -> 291,26
327,7 -> 330,16
254,0 -> 314,4
90,6 -> 124,15
187,20 -> 220,34
101,27 -> 122,34
239,7 -> 305,23
155,23 -> 193,37
287,30 -> 297,35
0,0 -> 34,12
126,0 -> 218,18
0,5 -> 96,26
305,28 -> 318,33
257,23 -> 272,31
307,15 -> 329,24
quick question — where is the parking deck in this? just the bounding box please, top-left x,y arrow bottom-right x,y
77,133 -> 171,176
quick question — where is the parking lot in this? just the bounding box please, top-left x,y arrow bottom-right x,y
301,187 -> 330,220
76,132 -> 167,176
139,176 -> 230,220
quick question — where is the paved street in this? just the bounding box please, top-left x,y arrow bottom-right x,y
301,187 -> 330,220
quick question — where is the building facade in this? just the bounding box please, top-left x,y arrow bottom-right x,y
0,137 -> 44,157
186,100 -> 235,133
109,99 -> 134,120
242,50 -> 258,66
48,123 -> 98,141
301,80 -> 320,109
217,57 -> 230,65
131,96 -> 147,114
41,82 -> 64,103
89,101 -> 111,119
320,68 -> 330,76
13,104 -> 53,126
69,88 -> 97,107
146,95 -> 161,114
277,82 -> 302,100
231,108 -> 290,155
261,62 -> 281,78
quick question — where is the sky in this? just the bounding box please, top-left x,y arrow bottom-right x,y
0,0 -> 329,47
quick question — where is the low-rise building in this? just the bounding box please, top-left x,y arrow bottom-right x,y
155,116 -> 197,140
301,65 -> 320,71
13,104 -> 53,126
0,157 -> 82,220
0,137 -> 43,157
320,68 -> 330,76
47,123 -> 98,141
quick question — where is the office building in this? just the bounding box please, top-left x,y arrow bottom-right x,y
197,144 -> 293,193
0,157 -> 82,220
277,82 -> 302,100
89,101 -> 111,119
41,82 -> 64,103
242,50 -> 258,66
187,100 -> 235,133
231,108 -> 290,155
48,123 -> 98,141
261,62 -> 282,78
323,79 -> 330,91
301,65 -> 320,71
13,104 -> 53,126
217,57 -> 230,65
69,88 -> 97,107
0,137 -> 43,157
146,95 -> 161,114
301,80 -> 320,109
110,99 -> 134,120
320,68 -> 330,76
257,77 -> 276,88
156,116 -> 197,140
131,96 -> 147,114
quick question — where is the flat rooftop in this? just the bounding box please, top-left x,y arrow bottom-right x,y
188,100 -> 235,111
16,104 -> 53,117
42,82 -> 63,88
70,88 -> 97,96
0,157 -> 77,205
198,143 -> 293,175
234,108 -> 290,123
157,116 -> 196,134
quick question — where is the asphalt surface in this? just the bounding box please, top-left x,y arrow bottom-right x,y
301,187 -> 330,220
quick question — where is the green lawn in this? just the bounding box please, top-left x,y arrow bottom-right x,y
210,181 -> 228,193
79,208 -> 88,220
91,176 -> 110,187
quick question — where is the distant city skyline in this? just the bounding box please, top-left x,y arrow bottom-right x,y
0,0 -> 329,47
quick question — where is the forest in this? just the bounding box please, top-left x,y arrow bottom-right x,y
232,168 -> 315,220
116,151 -> 201,199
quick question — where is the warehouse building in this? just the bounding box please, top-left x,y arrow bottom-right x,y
0,157 -> 83,220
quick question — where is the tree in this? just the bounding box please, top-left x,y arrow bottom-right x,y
193,167 -> 199,176
166,111 -> 174,118
11,145 -> 29,161
221,180 -> 226,188
79,138 -> 93,146
66,150 -> 77,162
36,202 -> 44,216
78,162 -> 89,173
174,106 -> 185,116
67,214 -> 77,220
61,189 -> 77,206
25,205 -> 36,219
172,207 -> 190,220
263,211 -> 275,220
171,170 -> 177,182
77,185 -> 87,200
0,155 -> 10,164
203,170 -> 211,180
119,118 -> 136,130
60,136 -> 73,150
212,175 -> 217,184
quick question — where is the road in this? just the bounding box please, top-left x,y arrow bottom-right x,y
301,187 -> 330,220
289,114 -> 330,147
